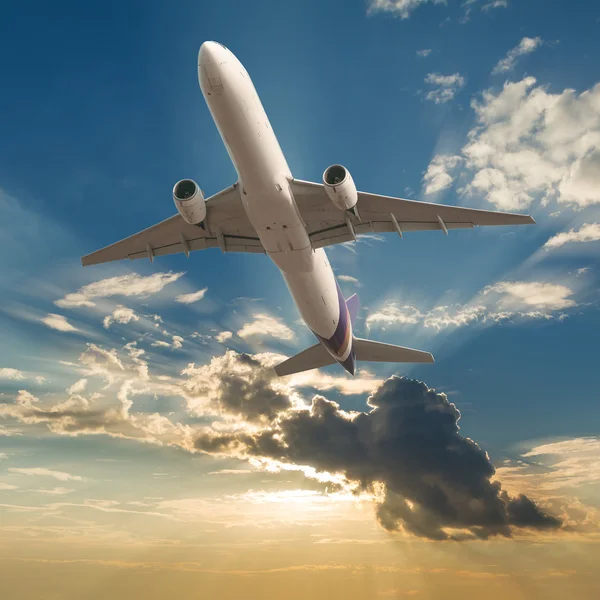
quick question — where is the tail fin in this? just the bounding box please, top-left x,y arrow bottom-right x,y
346,293 -> 360,326
354,338 -> 434,364
274,342 -> 336,377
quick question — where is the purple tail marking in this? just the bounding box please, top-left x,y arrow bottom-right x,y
346,293 -> 359,327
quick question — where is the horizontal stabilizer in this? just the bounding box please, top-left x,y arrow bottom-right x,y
354,338 -> 434,364
274,343 -> 336,377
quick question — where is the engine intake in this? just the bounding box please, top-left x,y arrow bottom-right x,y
173,179 -> 206,225
323,164 -> 358,212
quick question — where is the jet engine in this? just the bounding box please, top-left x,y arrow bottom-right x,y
173,179 -> 206,225
322,164 -> 358,212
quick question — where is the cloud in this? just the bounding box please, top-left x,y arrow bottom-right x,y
192,365 -> 560,540
483,281 -> 576,311
151,335 -> 184,350
367,0 -> 446,19
41,314 -> 79,333
338,275 -> 361,286
482,0 -> 508,10
175,288 -> 208,304
103,305 -> 139,329
8,468 -> 85,482
495,437 -> 600,531
66,378 -> 88,395
182,352 -> 294,423
32,487 -> 75,496
56,272 -> 184,309
0,483 -> 19,490
368,0 -> 507,19
543,223 -> 600,250
423,155 -> 463,194
416,48 -> 432,57
237,314 -> 294,341
366,280 -> 576,330
0,368 -> 25,380
424,73 -> 465,104
0,425 -> 22,436
456,78 -> 600,209
215,331 -> 233,343
492,37 -> 543,75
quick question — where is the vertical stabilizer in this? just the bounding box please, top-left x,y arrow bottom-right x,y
346,293 -> 360,326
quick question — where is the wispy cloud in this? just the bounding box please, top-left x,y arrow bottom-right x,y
151,335 -> 184,350
366,280 -> 576,330
338,275 -> 361,286
8,468 -> 85,482
424,73 -> 465,104
416,48 -> 432,57
367,0 -> 446,20
237,314 -> 294,342
32,487 -> 75,496
0,483 -> 19,490
56,272 -> 184,309
175,287 -> 208,304
544,223 -> 600,250
492,36 -> 543,75
40,313 -> 79,333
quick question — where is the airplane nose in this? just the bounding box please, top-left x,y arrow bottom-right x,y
198,41 -> 227,68
198,41 -> 228,92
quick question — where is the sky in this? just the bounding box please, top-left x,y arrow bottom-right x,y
1,0 -> 600,598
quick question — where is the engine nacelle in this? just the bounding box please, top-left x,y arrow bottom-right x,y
322,164 -> 358,212
173,179 -> 206,225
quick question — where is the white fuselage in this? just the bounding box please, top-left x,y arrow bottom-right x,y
198,42 -> 353,369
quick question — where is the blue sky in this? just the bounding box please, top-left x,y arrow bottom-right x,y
1,1 -> 600,597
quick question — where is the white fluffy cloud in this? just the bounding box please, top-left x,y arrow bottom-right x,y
0,368 -> 25,380
103,305 -> 139,329
215,331 -> 233,343
543,223 -> 600,250
492,36 -> 543,75
423,154 -> 463,194
56,272 -> 184,309
366,280 -> 576,330
424,73 -> 466,104
416,48 -> 432,58
237,314 -> 294,341
458,78 -> 600,209
41,313 -> 78,333
175,288 -> 208,304
8,467 -> 85,482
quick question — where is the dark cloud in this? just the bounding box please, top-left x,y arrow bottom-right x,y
193,366 -> 561,540
213,354 -> 292,422
182,352 -> 293,423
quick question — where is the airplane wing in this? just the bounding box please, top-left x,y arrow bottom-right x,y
81,184 -> 264,266
289,179 -> 535,249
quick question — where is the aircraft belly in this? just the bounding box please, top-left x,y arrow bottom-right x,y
282,249 -> 340,339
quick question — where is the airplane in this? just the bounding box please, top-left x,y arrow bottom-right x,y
82,41 -> 535,377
